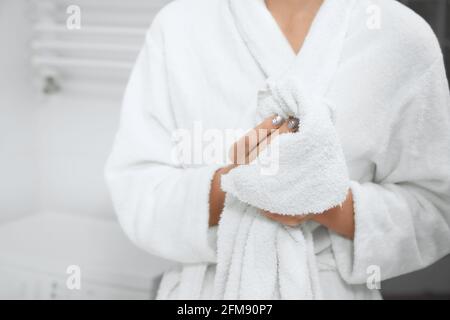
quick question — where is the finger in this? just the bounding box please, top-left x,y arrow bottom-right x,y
260,117 -> 298,154
277,117 -> 300,135
246,126 -> 278,164
263,211 -> 285,221
265,212 -> 311,226
246,116 -> 300,162
287,117 -> 300,133
268,215 -> 300,227
229,114 -> 286,164
263,211 -> 310,227
245,138 -> 264,164
245,129 -> 276,164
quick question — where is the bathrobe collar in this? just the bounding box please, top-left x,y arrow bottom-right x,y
228,0 -> 356,95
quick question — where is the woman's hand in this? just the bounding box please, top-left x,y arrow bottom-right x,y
233,115 -> 355,240
209,164 -> 237,226
263,190 -> 355,240
229,114 -> 299,165
263,211 -> 312,227
211,113 -> 355,240
209,114 -> 299,226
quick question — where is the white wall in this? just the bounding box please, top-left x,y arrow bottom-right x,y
0,1 -> 171,296
36,95 -> 121,219
0,0 -> 120,222
0,0 -> 38,223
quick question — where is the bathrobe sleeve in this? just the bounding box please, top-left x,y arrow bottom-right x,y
330,56 -> 450,284
105,26 -> 219,264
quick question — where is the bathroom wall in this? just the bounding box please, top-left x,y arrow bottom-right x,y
0,0 -> 38,223
30,0 -> 154,219
0,1 -> 170,299
35,95 -> 120,219
0,0 -> 119,222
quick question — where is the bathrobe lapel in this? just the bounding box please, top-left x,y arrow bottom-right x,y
228,0 -> 356,96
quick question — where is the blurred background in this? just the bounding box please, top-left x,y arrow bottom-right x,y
0,0 -> 449,299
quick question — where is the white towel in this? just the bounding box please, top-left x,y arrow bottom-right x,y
214,77 -> 349,299
223,79 -> 349,215
213,0 -> 353,300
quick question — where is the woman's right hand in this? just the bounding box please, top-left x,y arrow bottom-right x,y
229,114 -> 299,165
208,114 -> 299,226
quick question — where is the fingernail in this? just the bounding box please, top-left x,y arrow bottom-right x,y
272,114 -> 285,127
287,117 -> 300,131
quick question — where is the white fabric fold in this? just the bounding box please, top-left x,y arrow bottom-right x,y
213,0 -> 356,299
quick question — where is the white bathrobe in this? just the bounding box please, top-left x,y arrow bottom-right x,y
105,0 -> 450,300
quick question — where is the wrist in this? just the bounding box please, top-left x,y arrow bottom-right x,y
311,190 -> 355,239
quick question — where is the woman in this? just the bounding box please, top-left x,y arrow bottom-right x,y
105,0 -> 450,299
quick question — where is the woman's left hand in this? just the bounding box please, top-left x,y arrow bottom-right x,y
262,211 -> 312,227
263,190 -> 355,240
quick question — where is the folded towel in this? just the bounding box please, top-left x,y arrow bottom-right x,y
214,77 -> 349,299
222,78 -> 349,215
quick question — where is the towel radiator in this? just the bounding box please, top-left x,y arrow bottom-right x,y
29,0 -> 170,95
